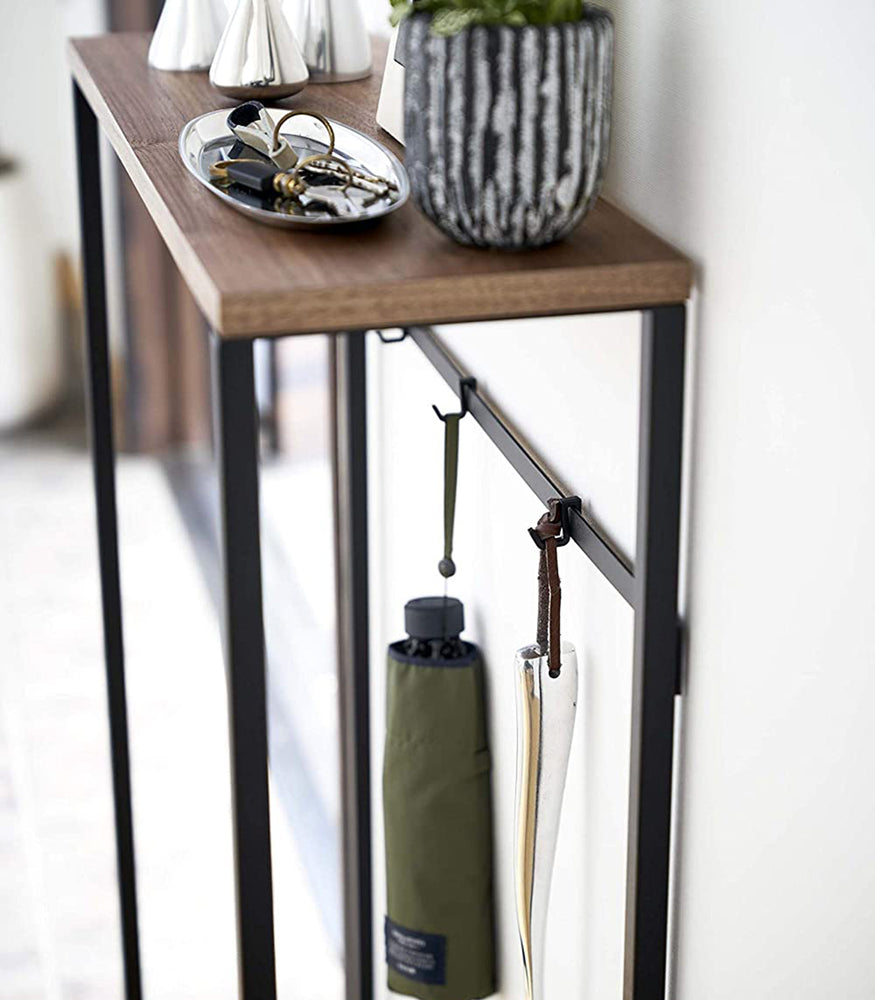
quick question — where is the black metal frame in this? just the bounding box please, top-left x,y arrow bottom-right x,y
74,85 -> 142,1000
331,334 -> 375,1000
73,79 -> 685,1000
211,333 -> 278,1000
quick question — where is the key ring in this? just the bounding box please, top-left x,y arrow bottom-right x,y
271,111 -> 336,160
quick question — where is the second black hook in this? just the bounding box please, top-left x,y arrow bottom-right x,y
433,376 -> 477,422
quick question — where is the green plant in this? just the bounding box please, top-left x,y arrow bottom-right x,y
390,0 -> 585,35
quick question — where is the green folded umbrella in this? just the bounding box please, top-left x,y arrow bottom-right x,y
383,596 -> 496,1000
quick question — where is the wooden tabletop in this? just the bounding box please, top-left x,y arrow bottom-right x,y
69,32 -> 692,338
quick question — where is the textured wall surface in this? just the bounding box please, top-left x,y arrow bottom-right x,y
366,0 -> 875,997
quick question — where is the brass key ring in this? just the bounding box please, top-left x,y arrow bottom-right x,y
271,111 -> 336,159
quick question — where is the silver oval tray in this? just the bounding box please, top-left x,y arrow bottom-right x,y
179,108 -> 409,229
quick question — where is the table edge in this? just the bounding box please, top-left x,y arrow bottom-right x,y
215,260 -> 692,336
69,37 -> 224,330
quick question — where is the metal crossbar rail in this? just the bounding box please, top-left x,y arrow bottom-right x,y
406,325 -> 636,605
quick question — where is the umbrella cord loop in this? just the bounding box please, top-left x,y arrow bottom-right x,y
438,412 -> 461,580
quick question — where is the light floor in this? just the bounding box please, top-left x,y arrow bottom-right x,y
0,422 -> 343,1000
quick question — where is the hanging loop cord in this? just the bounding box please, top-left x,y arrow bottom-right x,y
533,500 -> 563,678
438,412 -> 461,579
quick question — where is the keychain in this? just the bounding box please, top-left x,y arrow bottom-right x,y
212,107 -> 399,217
211,153 -> 372,216
226,101 -> 300,170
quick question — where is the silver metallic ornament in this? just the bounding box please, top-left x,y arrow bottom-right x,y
514,641 -> 578,1000
148,0 -> 230,72
210,0 -> 309,100
287,0 -> 371,83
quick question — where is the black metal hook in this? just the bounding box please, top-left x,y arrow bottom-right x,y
529,496 -> 582,549
433,376 -> 477,422
376,330 -> 408,344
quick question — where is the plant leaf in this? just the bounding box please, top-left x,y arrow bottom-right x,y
388,0 -> 586,35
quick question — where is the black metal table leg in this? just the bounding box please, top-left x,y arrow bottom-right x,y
625,304 -> 687,1000
331,333 -> 374,1000
211,333 -> 277,1000
265,340 -> 281,455
73,83 -> 143,1000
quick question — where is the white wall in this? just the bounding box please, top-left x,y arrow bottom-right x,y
602,0 -> 875,997
366,0 -> 875,997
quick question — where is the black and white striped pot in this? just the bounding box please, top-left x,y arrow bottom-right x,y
398,9 -> 613,249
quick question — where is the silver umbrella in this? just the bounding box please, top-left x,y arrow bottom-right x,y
515,500 -> 580,1000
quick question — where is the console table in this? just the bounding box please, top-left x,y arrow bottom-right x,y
69,31 -> 692,1000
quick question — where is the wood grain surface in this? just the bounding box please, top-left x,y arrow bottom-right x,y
69,33 -> 693,337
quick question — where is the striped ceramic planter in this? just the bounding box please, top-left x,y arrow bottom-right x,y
399,10 -> 613,249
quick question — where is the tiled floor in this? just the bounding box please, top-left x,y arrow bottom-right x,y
0,420 -> 343,1000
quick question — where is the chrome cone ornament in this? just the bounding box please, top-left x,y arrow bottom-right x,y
514,641 -> 578,1000
210,0 -> 309,100
288,0 -> 371,82
149,0 -> 230,71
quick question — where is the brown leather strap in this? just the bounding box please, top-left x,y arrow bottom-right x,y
533,499 -> 563,677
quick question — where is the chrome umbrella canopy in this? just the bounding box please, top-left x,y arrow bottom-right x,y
514,641 -> 578,1000
149,0 -> 230,71
287,0 -> 371,82
210,0 -> 309,100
